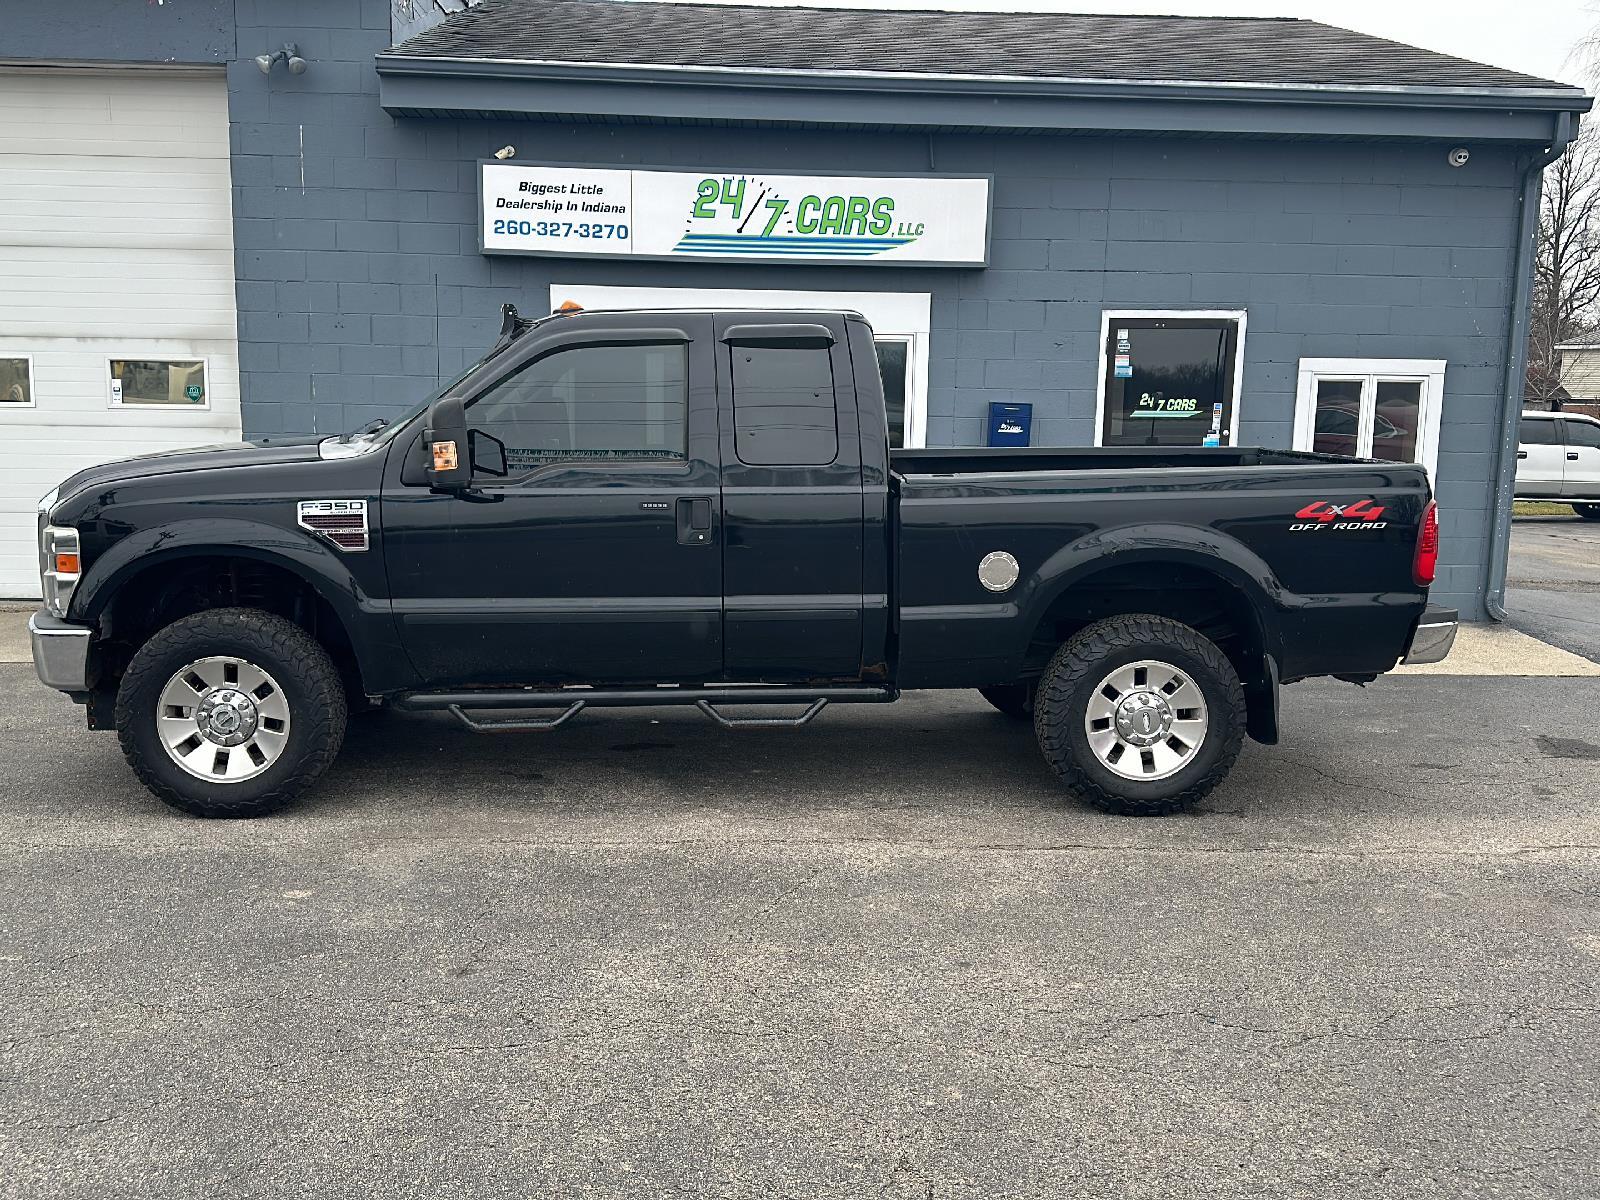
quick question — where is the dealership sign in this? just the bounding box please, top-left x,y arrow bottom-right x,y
479,163 -> 991,267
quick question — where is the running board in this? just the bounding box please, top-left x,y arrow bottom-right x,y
445,701 -> 585,734
393,684 -> 897,734
696,697 -> 827,729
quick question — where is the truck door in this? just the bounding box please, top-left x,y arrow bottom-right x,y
1559,417 -> 1600,498
381,315 -> 723,688
714,315 -> 868,682
1517,416 -> 1565,497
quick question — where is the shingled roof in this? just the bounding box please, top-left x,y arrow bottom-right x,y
387,0 -> 1571,93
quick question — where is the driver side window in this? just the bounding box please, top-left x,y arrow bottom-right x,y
468,342 -> 688,474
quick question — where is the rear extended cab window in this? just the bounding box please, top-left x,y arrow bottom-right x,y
730,343 -> 839,467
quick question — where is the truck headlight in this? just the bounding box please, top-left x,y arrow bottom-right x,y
39,525 -> 81,618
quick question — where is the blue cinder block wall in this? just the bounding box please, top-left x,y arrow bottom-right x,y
228,0 -> 1523,618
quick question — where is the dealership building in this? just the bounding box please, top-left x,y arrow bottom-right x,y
0,0 -> 1590,618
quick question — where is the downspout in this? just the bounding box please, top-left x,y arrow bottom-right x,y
1486,109 -> 1577,621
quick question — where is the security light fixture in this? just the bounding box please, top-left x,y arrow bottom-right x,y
493,146 -> 517,160
256,43 -> 308,76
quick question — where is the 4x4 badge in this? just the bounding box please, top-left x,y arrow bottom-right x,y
1291,499 -> 1388,531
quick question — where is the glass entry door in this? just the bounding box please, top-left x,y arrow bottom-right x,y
1099,314 -> 1242,448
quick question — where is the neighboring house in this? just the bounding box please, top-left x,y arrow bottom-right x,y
0,0 -> 1593,623
1547,344 -> 1600,419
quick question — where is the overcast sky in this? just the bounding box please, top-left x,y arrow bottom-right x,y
693,0 -> 1595,87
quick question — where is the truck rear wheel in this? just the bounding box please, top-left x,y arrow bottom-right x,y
115,608 -> 347,818
978,683 -> 1034,720
1034,614 -> 1245,816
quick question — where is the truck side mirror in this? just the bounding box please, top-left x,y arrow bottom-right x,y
424,395 -> 471,491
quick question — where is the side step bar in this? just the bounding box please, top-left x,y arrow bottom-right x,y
392,685 -> 898,734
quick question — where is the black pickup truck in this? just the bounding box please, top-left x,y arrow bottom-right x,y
30,305 -> 1455,818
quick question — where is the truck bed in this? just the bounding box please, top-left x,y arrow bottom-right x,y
888,445 -> 1434,690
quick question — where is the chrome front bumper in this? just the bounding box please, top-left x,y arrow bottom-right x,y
29,610 -> 92,692
1403,605 -> 1458,666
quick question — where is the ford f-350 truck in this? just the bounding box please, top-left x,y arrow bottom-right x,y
30,305 -> 1455,818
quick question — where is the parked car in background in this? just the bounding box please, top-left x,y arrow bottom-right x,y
1516,411 -> 1600,518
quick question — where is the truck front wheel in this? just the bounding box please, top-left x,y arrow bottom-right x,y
1033,614 -> 1245,816
114,608 -> 348,818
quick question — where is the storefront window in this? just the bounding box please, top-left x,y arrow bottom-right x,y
0,356 -> 32,405
875,337 -> 909,448
1098,314 -> 1241,448
1310,379 -> 1365,456
110,359 -> 207,406
1294,358 -> 1446,477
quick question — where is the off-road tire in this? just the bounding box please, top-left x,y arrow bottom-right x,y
1574,503 -> 1600,520
115,608 -> 347,818
1033,614 -> 1245,816
978,683 -> 1035,720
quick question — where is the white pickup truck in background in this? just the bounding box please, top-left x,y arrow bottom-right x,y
1517,411 -> 1600,519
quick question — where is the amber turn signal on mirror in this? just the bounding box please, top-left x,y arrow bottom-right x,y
432,441 -> 458,471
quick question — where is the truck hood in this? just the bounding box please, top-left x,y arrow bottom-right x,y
52,437 -> 328,507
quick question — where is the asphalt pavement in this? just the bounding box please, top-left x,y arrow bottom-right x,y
2,661 -> 1598,1199
1506,513 -> 1600,663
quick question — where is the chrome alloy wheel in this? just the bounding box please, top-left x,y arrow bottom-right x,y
155,656 -> 291,783
1083,659 -> 1208,782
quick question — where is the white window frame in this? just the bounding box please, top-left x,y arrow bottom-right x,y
869,332 -> 917,449
550,283 -> 931,447
1093,309 -> 1248,448
1293,358 -> 1446,478
0,352 -> 36,408
107,355 -> 212,411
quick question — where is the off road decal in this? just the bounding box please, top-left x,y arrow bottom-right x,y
1290,500 -> 1388,532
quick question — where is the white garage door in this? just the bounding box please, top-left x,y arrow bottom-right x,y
0,68 -> 241,598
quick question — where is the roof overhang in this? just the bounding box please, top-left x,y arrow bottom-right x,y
375,55 -> 1591,142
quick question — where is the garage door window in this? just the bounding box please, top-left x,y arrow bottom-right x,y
1,356 -> 33,406
110,359 -> 208,408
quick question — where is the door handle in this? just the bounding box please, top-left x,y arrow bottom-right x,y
676,497 -> 713,545
1568,452 -> 1580,461
1517,450 -> 1528,459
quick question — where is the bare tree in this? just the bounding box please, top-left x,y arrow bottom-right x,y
1528,127 -> 1600,410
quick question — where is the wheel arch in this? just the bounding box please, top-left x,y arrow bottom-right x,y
72,519 -> 408,701
1015,526 -> 1284,744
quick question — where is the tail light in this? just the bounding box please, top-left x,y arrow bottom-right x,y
1413,500 -> 1439,587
